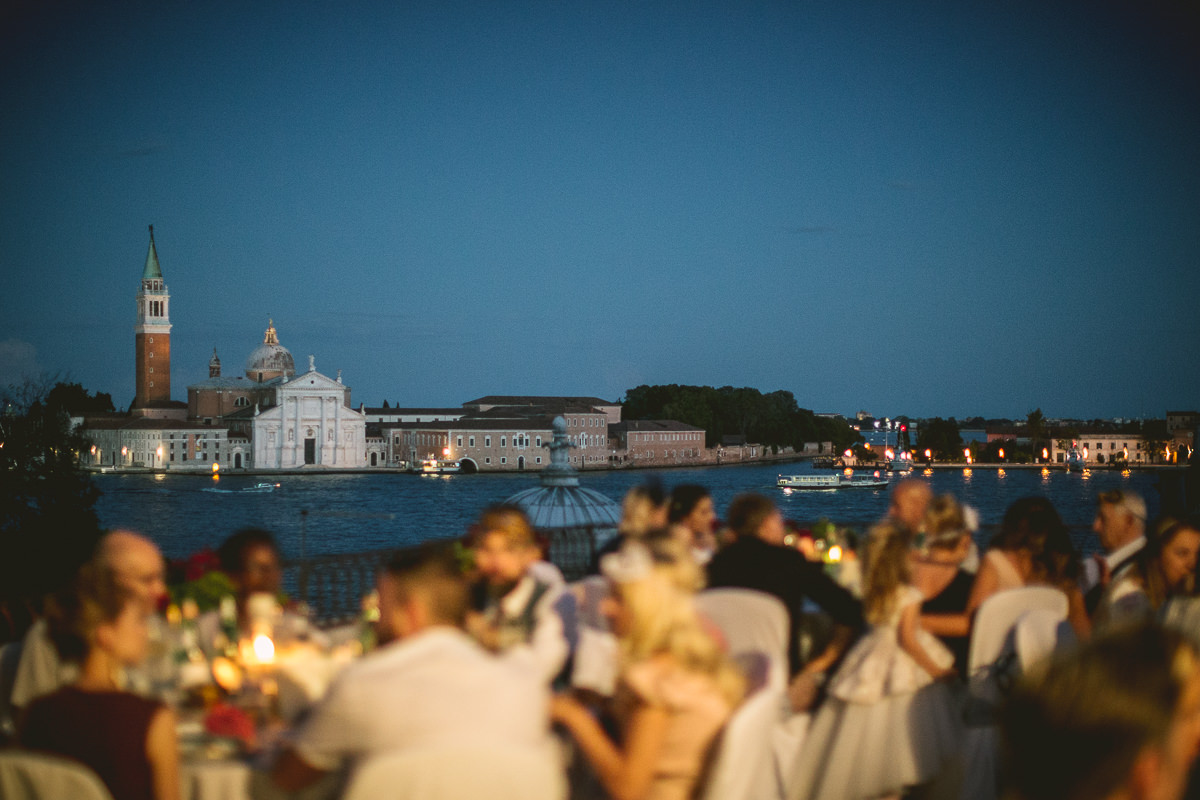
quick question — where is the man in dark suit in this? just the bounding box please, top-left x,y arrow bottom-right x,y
706,493 -> 862,709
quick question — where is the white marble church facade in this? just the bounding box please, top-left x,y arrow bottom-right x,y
192,323 -> 368,470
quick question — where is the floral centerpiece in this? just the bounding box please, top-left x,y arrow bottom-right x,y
167,548 -> 236,612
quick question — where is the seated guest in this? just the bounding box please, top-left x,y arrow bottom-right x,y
928,497 -> 1091,641
467,504 -> 569,683
198,528 -> 316,652
668,484 -> 718,564
706,493 -> 862,700
271,541 -> 553,792
1095,516 -> 1200,631
888,477 -> 933,533
19,563 -> 179,800
10,530 -> 167,713
552,541 -> 744,800
1084,488 -> 1148,615
217,527 -> 284,608
1000,623 -> 1200,800
915,495 -> 978,675
589,481 -> 671,572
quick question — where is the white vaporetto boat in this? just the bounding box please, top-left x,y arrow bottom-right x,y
777,473 -> 889,490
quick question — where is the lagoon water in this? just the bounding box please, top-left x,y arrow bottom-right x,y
93,462 -> 1168,562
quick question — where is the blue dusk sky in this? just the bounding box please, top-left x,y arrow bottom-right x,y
2,1 -> 1197,420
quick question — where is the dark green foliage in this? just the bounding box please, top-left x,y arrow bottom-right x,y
0,381 -> 104,640
916,417 -> 964,460
621,384 -> 859,452
44,382 -> 115,415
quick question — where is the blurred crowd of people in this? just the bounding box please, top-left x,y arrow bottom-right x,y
3,478 -> 1200,800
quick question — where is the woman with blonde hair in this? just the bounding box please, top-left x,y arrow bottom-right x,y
914,494 -> 978,674
553,541 -> 744,800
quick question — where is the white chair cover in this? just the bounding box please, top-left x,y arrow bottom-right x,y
1013,608 -> 1074,674
695,588 -> 789,690
0,751 -> 114,800
341,743 -> 565,800
960,586 -> 1069,800
699,681 -> 786,800
967,586 -> 1067,712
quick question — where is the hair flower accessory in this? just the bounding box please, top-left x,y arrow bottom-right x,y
600,542 -> 654,583
963,504 -> 980,533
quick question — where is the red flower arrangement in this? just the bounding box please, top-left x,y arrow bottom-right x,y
204,702 -> 257,750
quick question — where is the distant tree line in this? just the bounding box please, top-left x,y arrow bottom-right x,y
621,384 -> 860,453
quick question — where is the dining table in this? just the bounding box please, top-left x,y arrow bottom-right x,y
172,624 -> 360,800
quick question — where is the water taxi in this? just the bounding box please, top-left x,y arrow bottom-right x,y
777,474 -> 889,490
410,458 -> 462,475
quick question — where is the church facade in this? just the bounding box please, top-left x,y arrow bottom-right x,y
191,326 -> 367,470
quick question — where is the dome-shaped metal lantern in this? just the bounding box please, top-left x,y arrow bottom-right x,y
506,416 -> 620,579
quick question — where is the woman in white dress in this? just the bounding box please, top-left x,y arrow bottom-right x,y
789,520 -> 961,800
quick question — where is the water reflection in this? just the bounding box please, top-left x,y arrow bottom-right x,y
92,463 -> 1162,562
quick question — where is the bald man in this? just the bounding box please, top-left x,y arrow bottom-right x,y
8,530 -> 166,712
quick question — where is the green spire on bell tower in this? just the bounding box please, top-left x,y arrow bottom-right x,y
142,224 -> 163,281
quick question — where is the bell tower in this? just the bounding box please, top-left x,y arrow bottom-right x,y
133,225 -> 172,410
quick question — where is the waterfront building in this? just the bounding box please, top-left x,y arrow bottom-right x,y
81,415 -> 230,471
382,415 -> 557,472
1049,433 -> 1148,465
380,398 -> 617,472
359,407 -> 466,425
1167,411 -> 1198,457
608,420 -> 706,467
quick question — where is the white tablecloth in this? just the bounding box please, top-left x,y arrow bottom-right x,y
183,759 -> 251,800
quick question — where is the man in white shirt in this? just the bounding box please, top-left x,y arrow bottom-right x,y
1084,489 -> 1148,616
9,530 -> 166,711
271,541 -> 554,793
467,505 -> 570,685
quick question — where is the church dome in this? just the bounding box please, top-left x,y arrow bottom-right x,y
245,320 -> 295,382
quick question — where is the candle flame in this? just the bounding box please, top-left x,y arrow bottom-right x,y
252,634 -> 275,664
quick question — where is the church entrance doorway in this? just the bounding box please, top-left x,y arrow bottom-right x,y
304,438 -> 316,464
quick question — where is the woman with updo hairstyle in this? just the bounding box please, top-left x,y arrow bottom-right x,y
19,564 -> 180,800
552,541 -> 744,800
588,481 -> 671,575
914,495 -> 977,675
